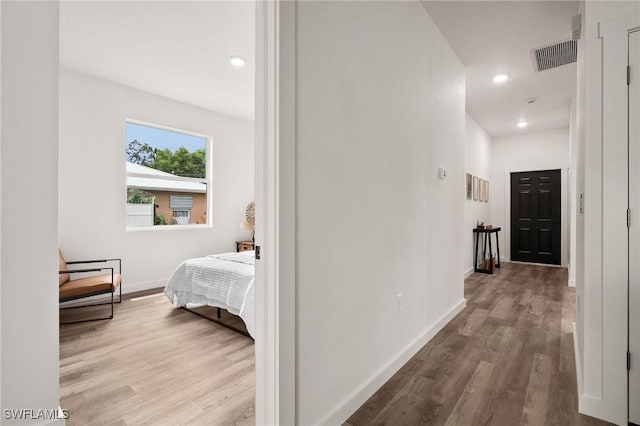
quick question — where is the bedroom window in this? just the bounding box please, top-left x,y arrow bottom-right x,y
125,120 -> 211,229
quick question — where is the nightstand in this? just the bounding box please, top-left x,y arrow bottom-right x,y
236,240 -> 254,252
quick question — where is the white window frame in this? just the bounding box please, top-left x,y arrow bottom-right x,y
172,209 -> 191,225
124,118 -> 212,232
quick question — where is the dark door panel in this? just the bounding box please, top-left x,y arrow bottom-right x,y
518,227 -> 532,253
538,190 -> 552,220
511,170 -> 561,265
538,228 -> 552,254
519,190 -> 532,219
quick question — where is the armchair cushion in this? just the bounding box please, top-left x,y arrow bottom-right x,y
59,250 -> 70,287
59,274 -> 122,300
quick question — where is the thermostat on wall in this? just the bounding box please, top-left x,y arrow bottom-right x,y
438,167 -> 447,179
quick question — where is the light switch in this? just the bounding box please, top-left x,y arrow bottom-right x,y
438,167 -> 447,179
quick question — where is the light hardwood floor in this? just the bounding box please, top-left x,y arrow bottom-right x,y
60,292 -> 255,426
61,264 -> 611,426
347,263 -> 612,426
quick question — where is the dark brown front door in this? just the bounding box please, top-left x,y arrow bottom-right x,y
510,170 -> 561,265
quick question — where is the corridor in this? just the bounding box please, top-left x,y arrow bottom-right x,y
347,264 -> 609,425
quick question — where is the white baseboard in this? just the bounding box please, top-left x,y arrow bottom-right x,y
123,279 -> 167,295
573,323 -> 628,425
464,267 -> 474,278
316,298 -> 467,426
577,393 -> 613,425
60,279 -> 166,308
573,322 -> 582,395
509,260 -> 565,269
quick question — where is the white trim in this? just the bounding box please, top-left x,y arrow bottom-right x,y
126,118 -> 212,140
573,321 -> 611,419
573,321 -> 583,395
59,279 -> 166,308
316,299 -> 467,426
120,279 -> 166,295
125,223 -> 210,232
578,395 -> 610,422
464,267 -> 474,278
568,261 -> 574,287
629,25 -> 640,426
254,2 -> 270,421
508,260 -> 565,269
255,1 -> 296,425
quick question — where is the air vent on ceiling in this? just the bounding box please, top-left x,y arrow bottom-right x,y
532,39 -> 577,72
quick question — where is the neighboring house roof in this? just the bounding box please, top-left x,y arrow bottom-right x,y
126,162 -> 206,193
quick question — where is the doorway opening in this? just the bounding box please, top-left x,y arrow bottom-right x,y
56,1 -> 283,424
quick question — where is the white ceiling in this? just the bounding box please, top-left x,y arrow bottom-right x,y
60,1 -> 255,121
422,1 -> 578,137
61,1 -> 576,133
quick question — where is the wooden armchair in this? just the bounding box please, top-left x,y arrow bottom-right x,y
59,250 -> 122,324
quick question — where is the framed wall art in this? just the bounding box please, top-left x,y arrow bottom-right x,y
484,180 -> 489,202
473,176 -> 479,201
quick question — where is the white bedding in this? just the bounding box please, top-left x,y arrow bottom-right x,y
164,251 -> 255,338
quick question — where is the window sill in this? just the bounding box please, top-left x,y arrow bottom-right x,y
126,224 -> 211,232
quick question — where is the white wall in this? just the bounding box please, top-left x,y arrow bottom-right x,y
293,2 -> 466,424
59,69 -> 254,293
464,114 -> 492,275
1,1 -> 61,423
490,128 -> 570,267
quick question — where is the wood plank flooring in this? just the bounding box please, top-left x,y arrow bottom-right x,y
346,263 -> 612,426
59,291 -> 255,426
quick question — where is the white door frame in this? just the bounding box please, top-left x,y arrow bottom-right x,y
628,26 -> 640,426
255,1 -> 296,425
580,11 -> 639,424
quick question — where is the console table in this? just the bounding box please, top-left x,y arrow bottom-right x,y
473,227 -> 501,274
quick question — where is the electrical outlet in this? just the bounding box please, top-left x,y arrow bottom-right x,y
396,293 -> 403,312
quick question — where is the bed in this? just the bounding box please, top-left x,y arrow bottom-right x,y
164,250 -> 255,339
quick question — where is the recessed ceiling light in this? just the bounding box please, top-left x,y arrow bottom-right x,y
517,121 -> 528,128
492,74 -> 509,83
230,56 -> 246,67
